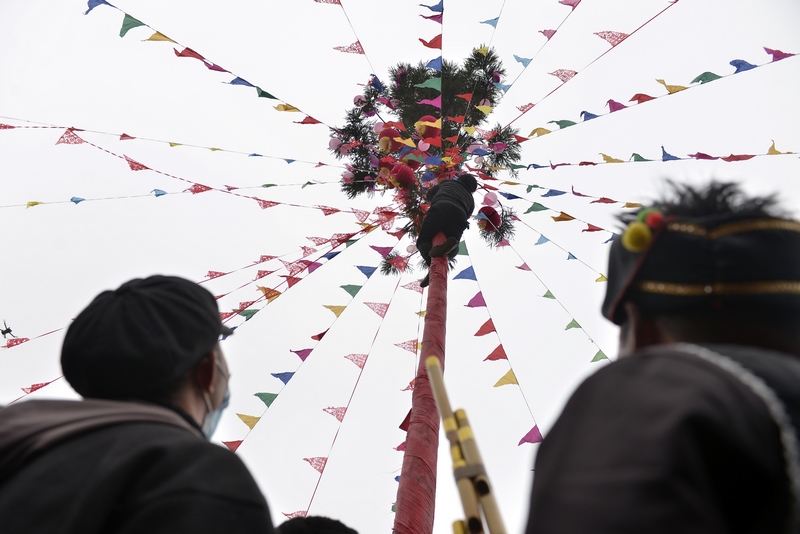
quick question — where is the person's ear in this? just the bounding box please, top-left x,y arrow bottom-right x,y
192,351 -> 217,394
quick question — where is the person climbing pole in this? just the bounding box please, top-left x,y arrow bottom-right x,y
416,173 -> 478,287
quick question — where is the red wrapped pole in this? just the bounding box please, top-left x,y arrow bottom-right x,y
393,232 -> 449,534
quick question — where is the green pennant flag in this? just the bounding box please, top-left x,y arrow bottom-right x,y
301,181 -> 315,188
256,87 -> 276,99
414,78 -> 442,91
691,71 -> 721,84
119,14 -> 145,38
565,319 -> 581,330
591,350 -> 609,362
457,240 -> 468,255
261,183 -> 277,188
526,184 -> 545,193
254,392 -> 278,407
340,284 -> 362,297
239,309 -> 258,321
630,153 -> 651,162
508,163 -> 526,170
548,119 -> 576,129
542,290 -> 555,299
345,239 -> 357,247
525,202 -> 548,213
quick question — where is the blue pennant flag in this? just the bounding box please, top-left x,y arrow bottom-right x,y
229,77 -> 254,87
420,0 -> 444,13
542,189 -> 566,197
730,59 -> 756,73
151,189 -> 167,197
498,192 -> 521,200
271,372 -> 294,385
661,146 -> 680,162
454,266 -> 477,281
70,197 -> 85,204
567,252 -> 577,260
480,17 -> 499,28
535,235 -> 550,245
514,54 -> 532,67
322,251 -> 340,261
357,265 -> 377,278
426,57 -> 442,71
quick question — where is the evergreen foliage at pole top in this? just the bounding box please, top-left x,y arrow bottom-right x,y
329,46 -> 520,272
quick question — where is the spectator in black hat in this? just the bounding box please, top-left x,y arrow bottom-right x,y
416,173 -> 478,287
0,275 -> 275,533
526,182 -> 800,533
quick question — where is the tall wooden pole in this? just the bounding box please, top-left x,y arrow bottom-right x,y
393,232 -> 450,534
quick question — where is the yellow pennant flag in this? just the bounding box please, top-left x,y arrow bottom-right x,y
475,46 -> 489,56
168,142 -> 182,147
416,310 -> 427,317
144,32 -> 175,43
600,153 -> 624,163
463,126 -> 476,135
26,201 -> 43,209
257,286 -> 281,303
596,274 -> 608,282
324,305 -> 347,318
475,105 -> 493,115
623,202 -> 643,208
494,369 -> 518,387
418,118 -> 442,128
551,211 -> 575,222
395,136 -> 417,148
274,104 -> 300,112
768,140 -> 794,155
501,181 -> 519,186
488,165 -> 504,171
209,147 -> 221,152
528,127 -> 551,137
655,79 -> 687,94
236,413 -> 261,430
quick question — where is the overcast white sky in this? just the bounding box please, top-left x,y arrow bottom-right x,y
2,0 -> 800,532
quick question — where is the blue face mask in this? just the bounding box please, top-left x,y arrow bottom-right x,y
202,387 -> 230,439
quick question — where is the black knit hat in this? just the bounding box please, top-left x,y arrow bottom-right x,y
62,275 -> 233,399
602,209 -> 800,325
456,173 -> 478,192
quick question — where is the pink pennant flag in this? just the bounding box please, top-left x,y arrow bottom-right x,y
559,0 -> 581,10
300,246 -> 317,257
334,41 -> 364,54
56,128 -> 85,145
402,280 -> 423,294
517,103 -> 535,113
370,245 -> 394,257
466,292 -> 486,308
238,300 -> 256,310
539,29 -> 556,40
365,302 -> 390,318
395,442 -> 406,451
549,69 -> 577,83
124,155 -> 149,171
306,236 -> 330,246
387,256 -> 409,271
594,31 -> 629,47
185,184 -> 212,194
303,456 -> 328,473
21,379 -> 55,394
291,348 -> 312,361
119,133 -> 135,140
519,425 -> 543,445
345,353 -> 367,368
421,13 -> 442,23
497,239 -> 510,247
206,271 -> 226,279
222,440 -> 242,452
352,209 -> 370,222
256,255 -> 277,263
323,406 -> 347,422
418,95 -> 442,108
517,263 -> 531,271
475,318 -> 496,336
764,47 -> 795,61
254,198 -> 279,209
220,311 -> 236,320
283,511 -> 308,519
0,123 -> 16,129
395,339 -> 419,354
314,0 -> 342,4
484,344 -> 508,361
607,99 -> 627,112
254,269 -> 274,280
402,379 -> 415,391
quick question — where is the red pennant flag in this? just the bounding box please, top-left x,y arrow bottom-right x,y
311,329 -> 328,341
549,69 -> 577,83
303,457 -> 328,473
6,337 -> 30,348
583,224 -> 603,232
281,275 -> 302,288
223,440 -> 242,452
688,152 -> 720,160
594,30 -> 629,47
484,344 -> 508,361
395,339 -> 418,354
206,271 -> 226,279
629,93 -> 656,104
56,128 -> 85,145
254,198 -> 279,209
174,47 -> 205,61
420,34 -> 442,49
317,205 -> 340,216
475,318 -> 496,336
455,93 -> 473,101
395,441 -> 406,451
399,409 -> 412,431
21,378 -> 55,393
591,197 -> 616,204
220,311 -> 236,320
387,256 -> 409,271
722,153 -> 756,162
119,133 -> 135,140
0,123 -> 16,129
185,184 -> 212,194
123,155 -> 148,171
402,280 -> 423,294
294,116 -> 321,124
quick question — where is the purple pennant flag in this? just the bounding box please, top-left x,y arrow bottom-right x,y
418,95 -> 442,108
291,348 -> 313,361
466,292 -> 486,308
519,425 -> 543,445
